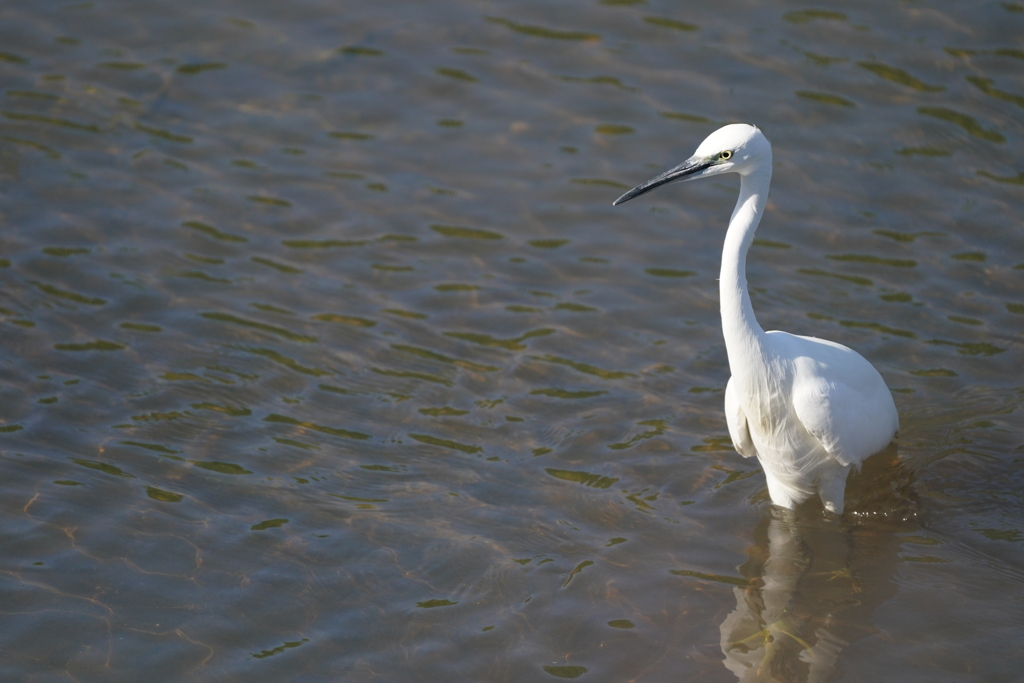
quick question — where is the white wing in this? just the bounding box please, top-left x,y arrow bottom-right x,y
724,375 -> 757,458
786,335 -> 899,467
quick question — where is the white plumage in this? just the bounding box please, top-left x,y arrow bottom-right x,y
614,124 -> 898,513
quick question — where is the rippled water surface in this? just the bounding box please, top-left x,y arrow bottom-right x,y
2,1 -> 1023,680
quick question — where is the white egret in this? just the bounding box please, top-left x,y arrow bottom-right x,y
613,124 -> 898,513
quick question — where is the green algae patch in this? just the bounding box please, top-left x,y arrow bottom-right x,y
72,459 -> 134,478
264,413 -> 371,440
644,16 -> 698,31
146,487 -> 183,503
416,598 -> 458,608
192,460 -> 253,475
543,665 -> 588,679
251,638 -> 309,659
531,388 -> 607,399
545,468 -> 618,489
431,224 -> 503,240
183,220 -> 247,242
251,518 -> 289,530
485,17 -> 600,41
408,433 -> 482,455
201,312 -> 316,342
796,90 -> 856,107
55,340 -> 124,352
176,62 -> 226,75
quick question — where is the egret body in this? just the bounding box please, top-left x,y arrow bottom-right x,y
613,124 -> 898,513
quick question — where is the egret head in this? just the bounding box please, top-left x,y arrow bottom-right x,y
612,124 -> 771,206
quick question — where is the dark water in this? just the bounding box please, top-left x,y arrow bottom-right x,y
1,1 -> 1022,680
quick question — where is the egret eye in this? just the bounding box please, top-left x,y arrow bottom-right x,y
721,150 -> 733,160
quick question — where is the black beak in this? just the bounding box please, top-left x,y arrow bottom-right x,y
612,156 -> 714,206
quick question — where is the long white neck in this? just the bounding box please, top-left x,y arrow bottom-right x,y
720,163 -> 771,373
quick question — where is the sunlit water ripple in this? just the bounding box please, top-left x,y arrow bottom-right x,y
0,0 -> 1022,681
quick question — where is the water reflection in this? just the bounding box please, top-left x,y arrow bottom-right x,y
721,449 -> 917,682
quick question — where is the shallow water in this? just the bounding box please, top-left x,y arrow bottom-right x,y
1,0 -> 1022,681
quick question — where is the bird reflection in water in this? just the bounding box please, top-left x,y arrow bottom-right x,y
719,447 -> 916,682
